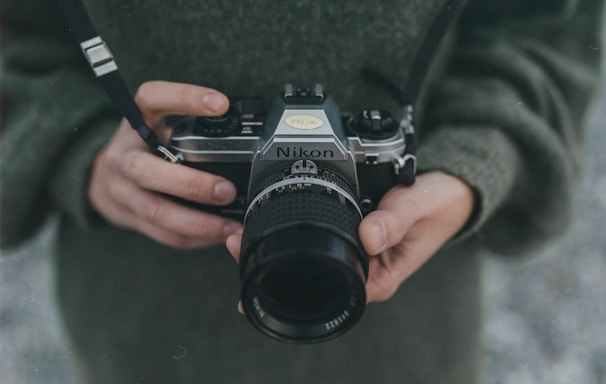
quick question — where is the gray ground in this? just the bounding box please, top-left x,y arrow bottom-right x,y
1,88 -> 606,384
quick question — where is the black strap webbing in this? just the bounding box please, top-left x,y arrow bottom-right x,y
57,0 -> 179,163
404,0 -> 464,107
362,0 -> 464,107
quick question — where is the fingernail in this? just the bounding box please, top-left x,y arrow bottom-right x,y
369,220 -> 386,254
203,92 -> 227,112
214,181 -> 237,203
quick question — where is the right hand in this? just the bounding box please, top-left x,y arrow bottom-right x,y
88,80 -> 243,249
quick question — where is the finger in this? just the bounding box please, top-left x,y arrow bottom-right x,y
135,81 -> 229,127
131,214 -> 224,248
130,213 -> 227,248
108,176 -> 242,240
93,192 -> 221,249
120,149 -> 238,205
225,230 -> 243,261
103,125 -> 238,205
127,193 -> 242,241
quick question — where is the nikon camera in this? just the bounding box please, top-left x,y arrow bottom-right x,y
169,84 -> 416,343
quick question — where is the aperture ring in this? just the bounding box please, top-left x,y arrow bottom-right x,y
245,175 -> 362,222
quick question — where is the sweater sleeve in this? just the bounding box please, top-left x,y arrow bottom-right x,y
0,2 -> 120,249
417,0 -> 604,256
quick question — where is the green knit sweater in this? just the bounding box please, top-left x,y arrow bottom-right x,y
2,0 -> 602,254
0,1 -> 604,383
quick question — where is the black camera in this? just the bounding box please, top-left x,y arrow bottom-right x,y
169,84 -> 416,343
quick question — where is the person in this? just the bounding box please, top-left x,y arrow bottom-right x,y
1,1 -> 603,383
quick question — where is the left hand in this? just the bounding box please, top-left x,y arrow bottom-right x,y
225,171 -> 475,303
356,171 -> 474,302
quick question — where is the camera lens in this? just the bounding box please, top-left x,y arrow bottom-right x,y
260,259 -> 351,324
239,166 -> 368,343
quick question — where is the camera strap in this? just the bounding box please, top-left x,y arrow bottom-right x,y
57,0 -> 180,163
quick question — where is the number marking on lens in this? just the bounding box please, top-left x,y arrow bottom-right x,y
325,310 -> 351,331
252,296 -> 266,319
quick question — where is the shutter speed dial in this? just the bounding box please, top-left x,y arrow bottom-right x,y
349,109 -> 399,140
194,108 -> 241,137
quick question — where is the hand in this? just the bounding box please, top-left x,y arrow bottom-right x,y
226,171 -> 474,303
89,81 -> 243,248
358,171 -> 474,302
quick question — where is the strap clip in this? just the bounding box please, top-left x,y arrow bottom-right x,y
80,36 -> 117,77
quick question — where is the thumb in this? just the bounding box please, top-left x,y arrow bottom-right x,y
225,230 -> 243,261
359,194 -> 418,255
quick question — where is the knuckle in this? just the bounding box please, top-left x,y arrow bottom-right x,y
126,153 -> 151,185
134,81 -> 156,106
140,200 -> 164,223
103,147 -> 122,167
190,222 -> 211,238
177,86 -> 200,108
184,173 -> 210,200
184,213 -> 223,239
195,221 -> 222,240
97,137 -> 124,170
105,179 -> 123,201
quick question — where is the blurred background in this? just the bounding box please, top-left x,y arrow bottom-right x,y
1,79 -> 606,384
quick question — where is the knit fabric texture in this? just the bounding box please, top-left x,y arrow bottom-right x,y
2,0 -> 602,254
1,1 -> 604,383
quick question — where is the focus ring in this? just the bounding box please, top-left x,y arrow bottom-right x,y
240,188 -> 364,275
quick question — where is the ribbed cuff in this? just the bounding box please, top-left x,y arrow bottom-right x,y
416,125 -> 522,239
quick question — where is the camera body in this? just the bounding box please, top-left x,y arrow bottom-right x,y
169,84 -> 416,343
170,84 -> 415,219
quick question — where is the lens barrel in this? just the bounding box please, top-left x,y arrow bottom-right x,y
239,168 -> 368,343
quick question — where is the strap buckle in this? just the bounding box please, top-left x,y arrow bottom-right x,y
80,36 -> 118,77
